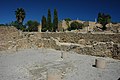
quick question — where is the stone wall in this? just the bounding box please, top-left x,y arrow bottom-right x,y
38,32 -> 120,43
0,26 -> 20,51
0,26 -> 120,59
22,32 -> 120,59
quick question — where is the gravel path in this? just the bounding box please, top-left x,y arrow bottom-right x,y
0,48 -> 120,80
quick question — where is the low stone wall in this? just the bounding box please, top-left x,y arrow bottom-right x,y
31,32 -> 120,44
20,32 -> 120,59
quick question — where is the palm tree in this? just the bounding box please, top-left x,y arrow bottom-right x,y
15,8 -> 25,24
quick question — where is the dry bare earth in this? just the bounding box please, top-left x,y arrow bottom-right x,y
0,48 -> 120,80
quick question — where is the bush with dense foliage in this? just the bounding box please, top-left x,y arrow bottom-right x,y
26,20 -> 39,32
68,21 -> 83,31
9,21 -> 26,31
64,18 -> 71,22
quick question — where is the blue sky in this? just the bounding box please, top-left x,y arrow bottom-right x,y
0,0 -> 120,24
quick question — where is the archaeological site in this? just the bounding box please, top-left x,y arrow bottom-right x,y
1,0 -> 120,79
0,23 -> 120,80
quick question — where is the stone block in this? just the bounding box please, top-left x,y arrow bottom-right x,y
78,39 -> 86,45
95,58 -> 106,69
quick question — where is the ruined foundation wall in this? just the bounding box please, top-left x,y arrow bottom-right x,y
39,32 -> 120,43
0,26 -> 120,59
31,32 -> 120,59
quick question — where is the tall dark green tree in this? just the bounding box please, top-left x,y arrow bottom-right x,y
47,9 -> 52,31
41,16 -> 47,32
53,9 -> 58,32
15,8 -> 25,24
97,13 -> 102,23
64,18 -> 71,28
97,12 -> 111,30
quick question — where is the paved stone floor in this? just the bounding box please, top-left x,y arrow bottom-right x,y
0,48 -> 120,80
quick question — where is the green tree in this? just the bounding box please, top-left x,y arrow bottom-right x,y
53,9 -> 58,32
41,16 -> 47,32
97,13 -> 111,30
26,20 -> 39,32
106,14 -> 111,23
64,18 -> 71,22
0,24 -> 6,26
68,21 -> 83,31
10,21 -> 26,31
15,8 -> 25,24
47,9 -> 52,31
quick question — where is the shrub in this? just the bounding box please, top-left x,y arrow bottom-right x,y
68,21 -> 83,31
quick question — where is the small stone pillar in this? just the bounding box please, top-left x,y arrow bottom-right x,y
38,25 -> 42,32
47,69 -> 61,80
95,58 -> 106,69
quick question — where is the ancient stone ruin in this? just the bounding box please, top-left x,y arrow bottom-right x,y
0,26 -> 120,59
0,26 -> 120,80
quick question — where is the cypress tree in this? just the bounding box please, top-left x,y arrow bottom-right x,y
53,9 -> 58,32
41,16 -> 47,32
97,13 -> 102,23
47,9 -> 52,31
